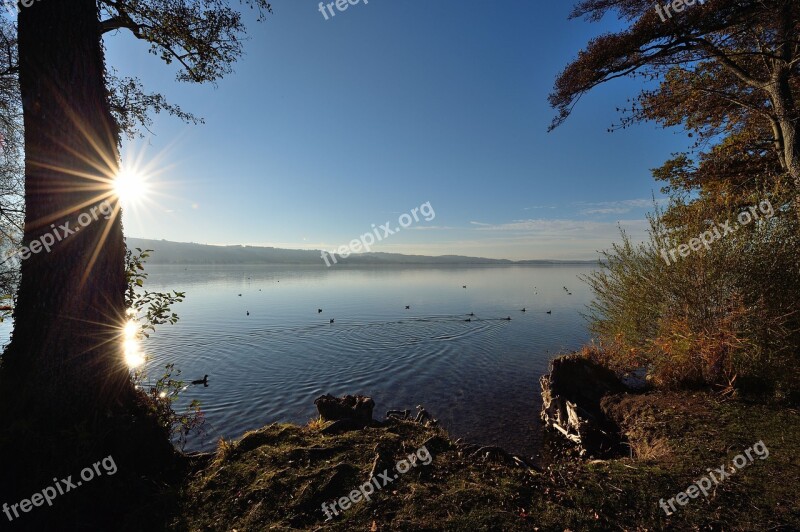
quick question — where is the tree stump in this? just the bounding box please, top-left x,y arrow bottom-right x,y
314,394 -> 375,426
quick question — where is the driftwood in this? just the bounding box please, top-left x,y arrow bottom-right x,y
320,418 -> 366,434
386,405 -> 438,427
540,354 -> 627,456
368,442 -> 395,481
452,440 -> 541,472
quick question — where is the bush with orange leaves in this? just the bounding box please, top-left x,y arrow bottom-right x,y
583,195 -> 800,400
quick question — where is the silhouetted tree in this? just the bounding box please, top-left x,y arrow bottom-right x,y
0,1 -> 270,523
0,20 -> 199,316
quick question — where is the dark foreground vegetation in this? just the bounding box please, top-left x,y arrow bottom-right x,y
170,390 -> 799,530
2,376 -> 798,531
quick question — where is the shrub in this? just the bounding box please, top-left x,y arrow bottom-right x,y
126,246 -> 203,449
585,193 -> 800,399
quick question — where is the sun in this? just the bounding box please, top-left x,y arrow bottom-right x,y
113,167 -> 150,206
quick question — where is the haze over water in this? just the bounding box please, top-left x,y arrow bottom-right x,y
123,264 -> 593,458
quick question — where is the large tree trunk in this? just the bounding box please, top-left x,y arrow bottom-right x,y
772,2 -> 800,220
0,2 -> 180,527
771,80 -> 800,220
764,69 -> 800,220
774,99 -> 800,221
782,122 -> 800,221
789,146 -> 800,221
4,0 -> 130,415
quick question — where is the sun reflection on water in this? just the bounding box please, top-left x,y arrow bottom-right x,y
123,318 -> 145,368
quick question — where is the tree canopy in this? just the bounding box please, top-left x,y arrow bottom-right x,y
99,0 -> 272,83
550,0 -> 800,216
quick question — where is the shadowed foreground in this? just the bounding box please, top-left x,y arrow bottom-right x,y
168,391 -> 799,531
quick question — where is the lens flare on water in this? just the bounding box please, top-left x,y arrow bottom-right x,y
123,319 -> 145,368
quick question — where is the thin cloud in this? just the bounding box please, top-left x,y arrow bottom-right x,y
408,225 -> 454,231
377,217 -> 650,260
581,207 -> 630,215
471,218 -> 649,239
576,198 -> 667,215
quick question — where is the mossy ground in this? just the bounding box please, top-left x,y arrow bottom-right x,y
169,392 -> 800,531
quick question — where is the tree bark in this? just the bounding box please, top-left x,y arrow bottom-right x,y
0,4 -> 179,526
768,76 -> 800,220
4,0 -> 130,413
773,1 -> 800,220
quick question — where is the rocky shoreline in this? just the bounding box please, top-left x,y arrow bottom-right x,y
164,353 -> 799,530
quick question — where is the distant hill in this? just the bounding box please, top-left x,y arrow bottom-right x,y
125,238 -> 595,266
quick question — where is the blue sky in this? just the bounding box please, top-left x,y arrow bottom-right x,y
104,0 -> 691,260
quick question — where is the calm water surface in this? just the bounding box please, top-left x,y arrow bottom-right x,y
133,264 -> 595,458
0,265 -> 596,457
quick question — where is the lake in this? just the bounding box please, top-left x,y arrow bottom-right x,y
132,264 -> 596,459
0,264 -> 596,459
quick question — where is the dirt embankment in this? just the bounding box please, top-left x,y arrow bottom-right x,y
167,389 -> 799,531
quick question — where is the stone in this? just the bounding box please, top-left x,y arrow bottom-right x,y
314,394 -> 375,425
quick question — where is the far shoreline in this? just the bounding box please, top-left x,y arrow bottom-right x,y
127,237 -> 600,266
